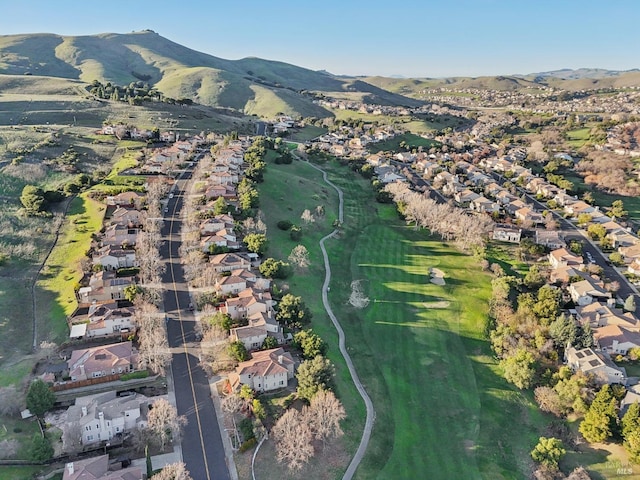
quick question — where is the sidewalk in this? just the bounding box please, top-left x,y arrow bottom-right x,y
209,375 -> 239,480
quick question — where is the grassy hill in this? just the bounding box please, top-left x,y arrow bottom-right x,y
0,31 -> 420,118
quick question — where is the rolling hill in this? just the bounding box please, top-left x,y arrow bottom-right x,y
0,30 -> 420,118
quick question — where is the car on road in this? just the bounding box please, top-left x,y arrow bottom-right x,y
586,252 -> 594,263
169,193 -> 174,199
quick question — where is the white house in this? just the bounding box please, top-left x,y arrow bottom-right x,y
230,348 -> 295,393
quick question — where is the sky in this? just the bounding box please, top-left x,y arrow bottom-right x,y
2,0 -> 639,78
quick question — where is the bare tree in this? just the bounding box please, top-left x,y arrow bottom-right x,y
221,394 -> 245,415
63,421 -> 83,454
288,245 -> 310,269
147,398 -> 186,452
153,462 -> 193,480
135,301 -> 171,376
272,408 -> 314,471
301,209 -> 315,226
0,386 -> 22,416
308,389 -> 346,449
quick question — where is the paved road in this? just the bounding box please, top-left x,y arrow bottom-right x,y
305,160 -> 375,480
161,158 -> 231,480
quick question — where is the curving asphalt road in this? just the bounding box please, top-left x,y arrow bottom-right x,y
305,160 -> 375,480
161,157 -> 231,480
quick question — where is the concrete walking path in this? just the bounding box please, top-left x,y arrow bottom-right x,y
307,160 -> 375,480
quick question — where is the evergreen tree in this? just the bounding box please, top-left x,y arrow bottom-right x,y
579,384 -> 618,443
26,379 -> 55,417
622,402 -> 640,439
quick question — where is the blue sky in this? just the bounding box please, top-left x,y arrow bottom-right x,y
2,0 -> 638,77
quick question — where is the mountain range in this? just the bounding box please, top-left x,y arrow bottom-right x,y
0,30 -> 639,119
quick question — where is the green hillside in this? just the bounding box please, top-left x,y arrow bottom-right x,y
0,31 -> 417,118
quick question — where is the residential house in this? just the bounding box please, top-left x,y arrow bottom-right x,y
66,391 -> 147,446
63,454 -> 143,480
576,302 -> 639,330
77,271 -> 134,303
628,259 -> 640,275
210,171 -> 239,185
470,196 -> 500,214
492,225 -> 522,243
101,224 -> 139,248
619,244 -> 640,264
504,199 -> 527,216
609,229 -> 638,249
199,214 -> 234,235
514,207 -> 544,225
548,248 -> 583,269
215,274 -> 247,296
69,302 -> 136,339
106,191 -> 145,209
223,291 -> 269,320
229,348 -> 295,393
568,278 -> 611,306
454,189 -> 480,206
210,253 -> 252,273
92,245 -> 137,271
67,341 -> 137,382
564,201 -> 596,217
535,230 -> 565,250
594,324 -> 640,355
495,190 -> 518,206
565,346 -> 626,385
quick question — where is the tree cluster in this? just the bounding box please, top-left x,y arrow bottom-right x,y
385,181 -> 493,252
272,390 -> 345,471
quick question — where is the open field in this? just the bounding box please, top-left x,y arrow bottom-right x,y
367,132 -> 440,153
565,127 -> 592,148
287,125 -> 327,142
255,157 -> 556,479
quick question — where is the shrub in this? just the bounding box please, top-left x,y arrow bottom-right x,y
239,417 -> 255,441
290,225 -> 302,241
239,437 -> 257,452
121,370 -> 149,381
277,220 -> 293,231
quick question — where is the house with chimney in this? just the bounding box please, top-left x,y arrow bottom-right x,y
63,454 -> 142,480
67,341 -> 138,382
229,347 -> 295,393
65,391 -> 148,446
69,301 -> 136,340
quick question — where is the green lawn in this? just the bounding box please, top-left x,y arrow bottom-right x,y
565,127 -> 591,148
368,132 -> 440,153
256,157 -> 551,479
287,125 -> 327,142
35,193 -> 105,341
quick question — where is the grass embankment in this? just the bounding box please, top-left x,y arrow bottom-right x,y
287,125 -> 327,143
367,132 -> 440,153
255,156 -> 550,479
35,193 -> 104,341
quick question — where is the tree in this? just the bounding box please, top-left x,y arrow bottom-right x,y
288,245 -> 310,269
228,341 -> 250,362
301,209 -> 315,226
26,379 -> 55,417
213,196 -> 228,215
63,421 -> 83,454
262,336 -> 279,350
308,389 -> 346,449
259,258 -> 290,279
20,185 -> 47,214
610,251 -> 625,266
534,386 -> 564,417
294,329 -> 327,359
549,314 -> 577,348
0,386 -> 22,417
272,408 -> 314,471
523,264 -> 545,289
147,398 -> 186,452
622,402 -> 640,439
582,191 -> 595,204
533,285 -> 561,325
609,199 -> 628,219
243,233 -> 268,255
276,294 -> 312,329
624,295 -> 637,313
530,437 -> 566,469
624,428 -> 640,464
579,384 -> 618,443
586,223 -> 607,241
296,355 -> 335,402
576,213 -> 592,226
500,348 -> 536,390
252,398 -> 266,420
153,463 -> 193,480
29,434 -> 53,462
